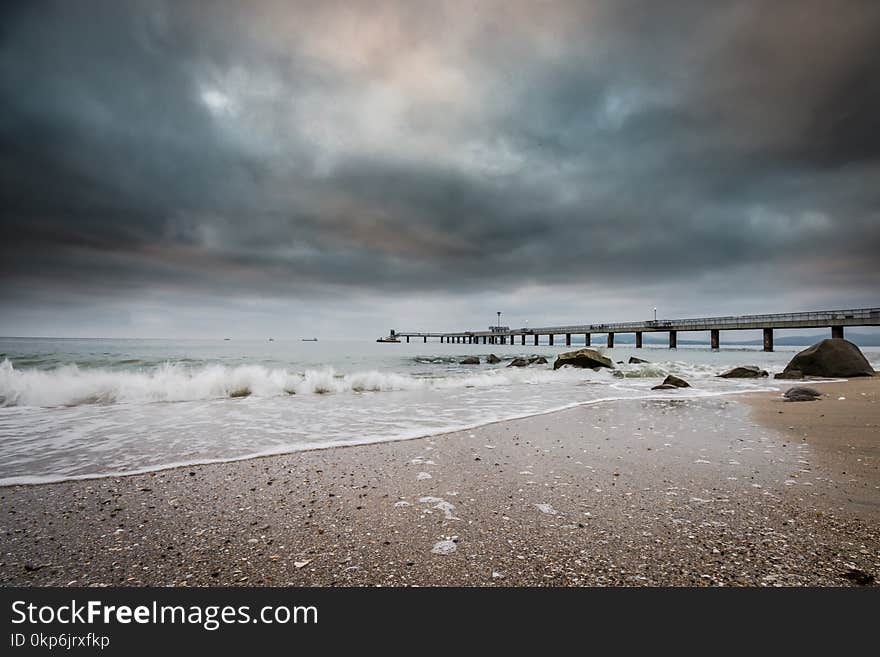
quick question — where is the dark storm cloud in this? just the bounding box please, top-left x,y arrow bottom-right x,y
2,0 -> 879,328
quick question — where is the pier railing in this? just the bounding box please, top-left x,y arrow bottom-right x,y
386,306 -> 880,350
520,307 -> 880,335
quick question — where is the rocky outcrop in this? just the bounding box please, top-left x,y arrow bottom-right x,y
781,339 -> 875,378
783,386 -> 822,402
661,374 -> 690,388
553,348 -> 615,370
651,383 -> 679,390
718,366 -> 768,378
486,354 -> 501,364
628,356 -> 649,364
459,356 -> 480,365
508,356 -> 550,367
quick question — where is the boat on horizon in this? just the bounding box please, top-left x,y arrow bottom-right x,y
301,338 -> 318,342
376,336 -> 400,343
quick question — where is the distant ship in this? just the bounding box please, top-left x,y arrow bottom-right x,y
301,338 -> 318,342
376,336 -> 400,343
268,338 -> 274,342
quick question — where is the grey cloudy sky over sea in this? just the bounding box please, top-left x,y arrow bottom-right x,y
2,1 -> 879,338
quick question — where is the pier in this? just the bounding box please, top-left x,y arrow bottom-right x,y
385,307 -> 880,351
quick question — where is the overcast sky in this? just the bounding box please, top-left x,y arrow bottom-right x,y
2,1 -> 879,338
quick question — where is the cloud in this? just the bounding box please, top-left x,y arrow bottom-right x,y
1,1 -> 879,336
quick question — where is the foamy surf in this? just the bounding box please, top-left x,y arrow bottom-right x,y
1,337 -> 877,486
0,358 -> 598,408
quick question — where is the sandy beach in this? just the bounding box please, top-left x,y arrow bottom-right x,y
1,378 -> 877,587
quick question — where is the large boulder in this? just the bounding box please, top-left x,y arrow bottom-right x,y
628,356 -> 649,364
553,348 -> 615,370
460,356 -> 480,365
783,386 -> 822,402
661,374 -> 690,388
718,366 -> 768,378
530,356 -> 548,365
781,339 -> 875,378
485,354 -> 501,364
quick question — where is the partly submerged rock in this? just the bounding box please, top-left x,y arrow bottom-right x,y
774,370 -> 803,380
661,374 -> 690,388
507,358 -> 530,367
486,354 -> 501,364
530,356 -> 548,365
781,339 -> 875,378
783,386 -> 822,402
651,383 -> 679,390
718,366 -> 768,379
553,348 -> 615,370
628,356 -> 649,364
459,356 -> 480,365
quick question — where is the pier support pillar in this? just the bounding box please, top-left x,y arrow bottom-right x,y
548,334 -> 554,346
521,334 -> 525,345
406,336 -> 410,343
669,330 -> 677,349
763,328 -> 774,352
635,332 -> 642,349
710,329 -> 719,350
607,333 -> 614,348
534,334 -> 539,346
585,333 -> 591,347
565,333 -> 571,346
832,325 -> 844,339
424,336 -> 427,343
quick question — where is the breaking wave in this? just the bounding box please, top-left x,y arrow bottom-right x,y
0,358 -> 599,408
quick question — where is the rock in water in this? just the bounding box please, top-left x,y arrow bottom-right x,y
774,370 -> 803,380
553,348 -> 615,370
507,358 -> 530,367
718,366 -> 768,378
628,356 -> 649,364
530,356 -> 548,365
486,354 -> 501,364
661,374 -> 690,388
781,339 -> 875,378
783,386 -> 822,402
459,356 -> 480,365
651,383 -> 679,390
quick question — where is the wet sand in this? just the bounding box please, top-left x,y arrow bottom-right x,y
1,383 -> 878,587
743,376 -> 880,522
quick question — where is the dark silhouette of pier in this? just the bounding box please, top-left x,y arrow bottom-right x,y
385,307 -> 880,351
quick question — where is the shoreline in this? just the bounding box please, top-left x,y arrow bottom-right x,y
1,385 -> 783,488
1,378 -> 877,586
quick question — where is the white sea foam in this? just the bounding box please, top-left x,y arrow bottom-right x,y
0,358 -> 606,408
2,338 -> 876,486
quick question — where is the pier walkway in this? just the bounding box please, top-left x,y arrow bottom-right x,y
386,307 -> 880,351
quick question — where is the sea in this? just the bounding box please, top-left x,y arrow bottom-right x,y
1,337 -> 877,485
